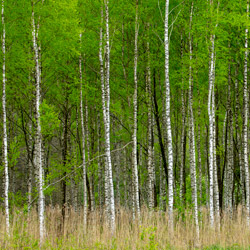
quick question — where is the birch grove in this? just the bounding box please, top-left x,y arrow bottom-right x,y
1,0 -> 250,247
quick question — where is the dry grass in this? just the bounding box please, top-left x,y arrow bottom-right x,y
0,206 -> 250,249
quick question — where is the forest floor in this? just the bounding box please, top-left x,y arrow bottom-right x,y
0,206 -> 249,249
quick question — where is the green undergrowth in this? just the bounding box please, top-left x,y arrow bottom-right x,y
2,235 -> 250,250
202,245 -> 250,250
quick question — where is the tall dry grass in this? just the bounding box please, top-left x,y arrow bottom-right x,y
0,206 -> 250,249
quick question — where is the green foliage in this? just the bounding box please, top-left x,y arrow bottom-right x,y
9,191 -> 27,209
40,101 -> 60,139
8,136 -> 22,169
140,226 -> 159,250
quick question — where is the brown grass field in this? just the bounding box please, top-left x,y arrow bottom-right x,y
0,206 -> 250,249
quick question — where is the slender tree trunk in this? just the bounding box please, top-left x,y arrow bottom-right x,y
27,117 -> 33,213
243,0 -> 250,226
159,155 -> 166,211
188,4 -> 199,240
32,3 -> 45,242
165,0 -> 174,230
102,0 -> 115,232
97,112 -> 103,208
85,102 -> 95,211
146,23 -> 154,211
208,32 -> 215,228
2,0 -> 9,236
153,70 -> 168,181
132,0 -> 140,219
100,4 -> 109,218
224,62 -> 234,216
212,56 -> 220,224
197,109 -> 202,210
79,33 -> 87,228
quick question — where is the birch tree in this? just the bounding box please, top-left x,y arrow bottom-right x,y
207,0 -> 217,226
188,3 -> 199,240
79,32 -> 87,228
224,62 -> 234,215
164,0 -> 174,229
2,0 -> 9,236
243,0 -> 250,226
208,35 -> 215,228
132,0 -> 140,219
146,27 -> 154,211
212,54 -> 220,224
32,2 -> 45,242
100,0 -> 115,232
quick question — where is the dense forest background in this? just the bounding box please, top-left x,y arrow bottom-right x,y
1,0 -> 250,248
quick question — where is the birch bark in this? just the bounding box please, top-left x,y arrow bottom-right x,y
32,3 -> 45,242
197,110 -> 202,210
165,0 -> 174,230
102,0 -> 115,232
146,24 -> 154,211
212,58 -> 220,224
224,63 -> 234,216
243,0 -> 250,225
188,4 -> 199,240
2,0 -> 9,236
208,33 -> 215,228
79,33 -> 87,228
132,0 -> 140,219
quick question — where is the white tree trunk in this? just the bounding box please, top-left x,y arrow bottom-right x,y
224,63 -> 234,217
197,109 -> 202,210
243,0 -> 250,226
212,57 -> 220,225
79,33 -> 87,228
99,4 -> 109,219
32,5 -> 45,243
132,0 -> 140,220
165,0 -> 174,230
146,23 -> 154,211
102,0 -> 115,232
2,0 -> 9,236
208,33 -> 215,228
188,4 -> 199,240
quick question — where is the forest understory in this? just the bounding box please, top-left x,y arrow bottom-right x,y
1,206 -> 250,250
